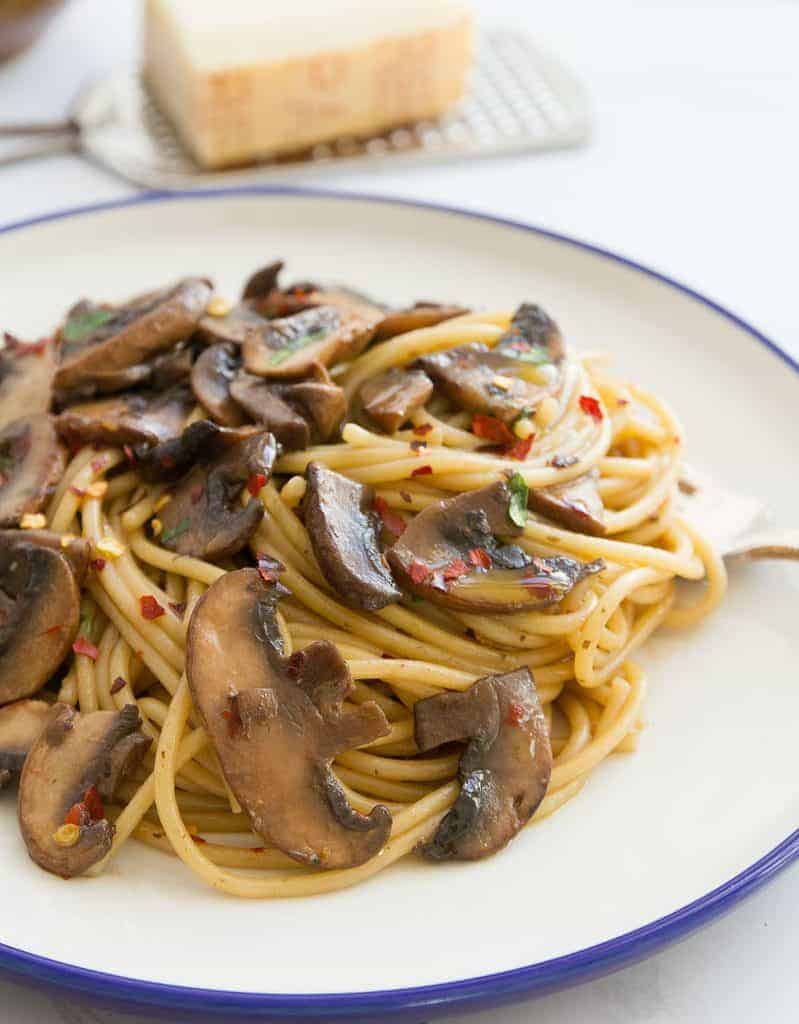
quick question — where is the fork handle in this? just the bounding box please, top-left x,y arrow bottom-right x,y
0,118 -> 78,137
727,529 -> 799,561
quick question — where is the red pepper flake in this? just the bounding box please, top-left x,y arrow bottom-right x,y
505,437 -> 533,461
506,702 -> 527,726
400,491 -> 412,503
413,423 -> 434,437
41,623 -> 64,636
579,395 -> 603,421
442,558 -> 470,582
190,484 -> 205,504
28,337 -> 50,355
468,547 -> 492,570
168,601 -> 186,619
83,785 -> 105,822
472,414 -> 515,446
64,803 -> 88,827
509,339 -> 531,353
72,637 -> 99,660
256,553 -> 283,585
409,440 -> 427,453
616,398 -> 630,407
90,457 -> 105,473
247,473 -> 267,496
409,560 -> 430,585
411,464 -> 433,478
287,651 -> 306,678
90,558 -> 106,573
192,835 -> 207,845
70,485 -> 87,497
374,496 -> 406,537
110,676 -> 126,694
122,444 -> 137,465
251,846 -> 265,853
140,595 -> 165,620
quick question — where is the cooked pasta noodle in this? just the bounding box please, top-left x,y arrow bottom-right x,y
15,301 -> 725,899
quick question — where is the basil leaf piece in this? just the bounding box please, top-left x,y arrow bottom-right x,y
62,309 -> 114,343
507,472 -> 529,527
161,518 -> 190,544
514,347 -> 551,366
269,328 -> 329,366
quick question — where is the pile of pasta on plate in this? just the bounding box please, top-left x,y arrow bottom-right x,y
0,261 -> 724,895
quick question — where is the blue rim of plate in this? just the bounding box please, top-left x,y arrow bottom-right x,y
0,186 -> 797,1021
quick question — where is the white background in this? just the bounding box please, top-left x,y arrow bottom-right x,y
0,1 -> 797,1021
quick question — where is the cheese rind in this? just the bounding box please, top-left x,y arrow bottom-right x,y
144,0 -> 474,170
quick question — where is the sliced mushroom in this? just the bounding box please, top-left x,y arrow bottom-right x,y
55,385 -> 194,449
55,277 -> 212,392
229,373 -> 310,451
386,481 -> 603,613
242,295 -> 381,379
190,343 -> 245,426
528,469 -> 606,536
0,529 -> 90,582
18,703 -> 149,877
0,414 -> 65,527
416,304 -> 565,424
187,568 -> 392,868
0,335 -> 56,430
240,260 -> 285,303
278,366 -> 347,442
414,667 -> 551,860
360,368 -> 433,433
53,341 -> 196,408
0,699 -> 54,788
304,462 -> 401,611
0,534 -> 82,704
374,302 -> 468,341
154,424 -> 276,560
196,301 -> 271,347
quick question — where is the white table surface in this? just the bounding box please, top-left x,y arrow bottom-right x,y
0,1 -> 797,1021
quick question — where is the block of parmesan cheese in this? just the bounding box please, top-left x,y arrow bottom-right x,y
144,0 -> 474,170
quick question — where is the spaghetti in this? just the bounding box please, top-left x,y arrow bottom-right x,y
3,284 -> 725,897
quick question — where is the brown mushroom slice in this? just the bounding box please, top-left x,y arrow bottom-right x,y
240,260 -> 285,303
0,414 -> 65,527
416,304 -> 565,424
414,667 -> 551,860
187,568 -> 392,868
0,336 -> 56,430
243,297 -> 381,379
18,704 -> 149,878
360,368 -> 433,433
527,469 -> 606,536
493,303 -> 565,366
0,699 -> 54,788
305,463 -> 400,611
386,481 -> 603,613
277,366 -> 347,442
190,343 -> 245,426
196,301 -> 271,347
0,535 -> 82,705
374,302 -> 468,341
156,426 -> 276,560
0,529 -> 90,582
55,385 -> 194,449
229,373 -> 310,451
55,278 -> 211,392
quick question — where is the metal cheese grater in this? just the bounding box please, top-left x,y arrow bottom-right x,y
0,30 -> 590,189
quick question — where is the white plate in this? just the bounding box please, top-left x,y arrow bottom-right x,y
0,190 -> 797,1021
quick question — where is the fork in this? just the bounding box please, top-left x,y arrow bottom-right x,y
678,466 -> 799,560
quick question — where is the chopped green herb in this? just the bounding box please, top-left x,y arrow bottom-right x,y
161,518 -> 190,544
269,328 -> 329,366
63,308 -> 114,343
514,347 -> 551,366
508,472 -> 529,527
